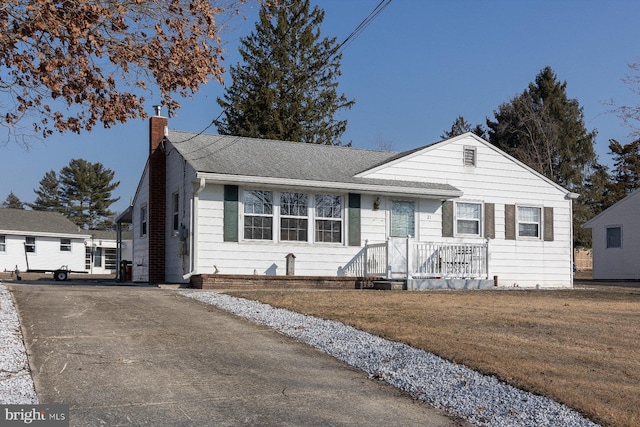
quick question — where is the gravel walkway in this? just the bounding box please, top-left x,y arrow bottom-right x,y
0,284 -> 38,404
0,284 -> 600,426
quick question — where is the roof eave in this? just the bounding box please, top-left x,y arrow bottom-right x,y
0,230 -> 92,239
195,172 -> 463,199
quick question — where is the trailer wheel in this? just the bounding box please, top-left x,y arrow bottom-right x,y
54,270 -> 68,281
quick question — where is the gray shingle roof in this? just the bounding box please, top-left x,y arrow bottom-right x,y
0,209 -> 89,235
168,132 -> 461,195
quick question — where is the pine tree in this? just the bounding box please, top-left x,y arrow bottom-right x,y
30,170 -> 64,212
30,160 -> 119,229
487,67 -> 598,191
441,115 -> 486,139
215,0 -> 354,145
58,159 -> 120,230
2,192 -> 25,209
607,138 -> 640,203
486,67 -> 600,248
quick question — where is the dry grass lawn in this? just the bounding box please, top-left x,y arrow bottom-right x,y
225,285 -> 640,427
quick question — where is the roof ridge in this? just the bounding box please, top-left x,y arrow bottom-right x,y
168,130 -> 398,154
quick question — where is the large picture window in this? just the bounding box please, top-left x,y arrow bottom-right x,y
456,202 -> 481,236
315,195 -> 343,243
280,192 -> 308,241
518,206 -> 541,238
391,200 -> 415,237
243,190 -> 273,240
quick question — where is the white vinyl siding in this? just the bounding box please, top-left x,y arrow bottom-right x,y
357,134 -> 573,288
585,190 -> 640,280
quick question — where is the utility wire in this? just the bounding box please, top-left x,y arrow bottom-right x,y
335,0 -> 392,55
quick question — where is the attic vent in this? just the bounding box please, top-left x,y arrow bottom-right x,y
463,146 -> 476,167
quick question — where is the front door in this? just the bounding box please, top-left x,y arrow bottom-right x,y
389,200 -> 415,278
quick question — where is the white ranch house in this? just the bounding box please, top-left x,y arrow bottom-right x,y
0,209 -> 90,277
583,189 -> 640,280
130,113 -> 577,289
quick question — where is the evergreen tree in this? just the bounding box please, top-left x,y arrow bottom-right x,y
486,67 -> 600,248
574,163 -> 612,247
487,67 -> 598,191
441,115 -> 486,139
607,138 -> 640,202
215,0 -> 354,145
2,192 -> 25,209
30,160 -> 119,229
58,159 -> 120,230
30,170 -> 64,212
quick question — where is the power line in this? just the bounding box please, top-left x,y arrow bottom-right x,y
336,0 -> 393,55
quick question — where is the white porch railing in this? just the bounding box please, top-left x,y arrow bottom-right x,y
346,238 -> 489,280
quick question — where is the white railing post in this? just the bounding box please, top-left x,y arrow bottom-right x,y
485,239 -> 489,279
363,239 -> 369,278
405,236 -> 411,281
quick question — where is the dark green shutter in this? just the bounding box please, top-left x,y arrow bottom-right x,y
543,207 -> 554,241
505,204 -> 516,240
348,193 -> 361,246
442,200 -> 454,237
484,203 -> 495,239
223,185 -> 239,242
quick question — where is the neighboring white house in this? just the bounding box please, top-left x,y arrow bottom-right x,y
582,189 -> 640,280
130,113 -> 577,288
83,230 -> 132,276
0,209 -> 90,275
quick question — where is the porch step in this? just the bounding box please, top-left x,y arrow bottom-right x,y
372,280 -> 406,291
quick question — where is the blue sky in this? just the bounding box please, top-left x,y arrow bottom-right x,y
2,0 -> 639,215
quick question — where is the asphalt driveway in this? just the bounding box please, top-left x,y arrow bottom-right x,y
8,283 -> 468,426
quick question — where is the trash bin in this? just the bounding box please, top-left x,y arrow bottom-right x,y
120,260 -> 132,282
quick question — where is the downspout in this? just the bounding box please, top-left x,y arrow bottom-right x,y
183,177 -> 206,280
567,192 -> 580,288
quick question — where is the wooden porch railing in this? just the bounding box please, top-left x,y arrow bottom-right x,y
345,238 -> 488,280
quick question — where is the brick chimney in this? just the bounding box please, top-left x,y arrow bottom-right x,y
148,106 -> 168,284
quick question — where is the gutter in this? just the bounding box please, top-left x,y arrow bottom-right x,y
194,172 -> 463,199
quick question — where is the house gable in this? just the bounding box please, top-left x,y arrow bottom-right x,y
583,189 -> 640,229
356,133 -> 572,199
